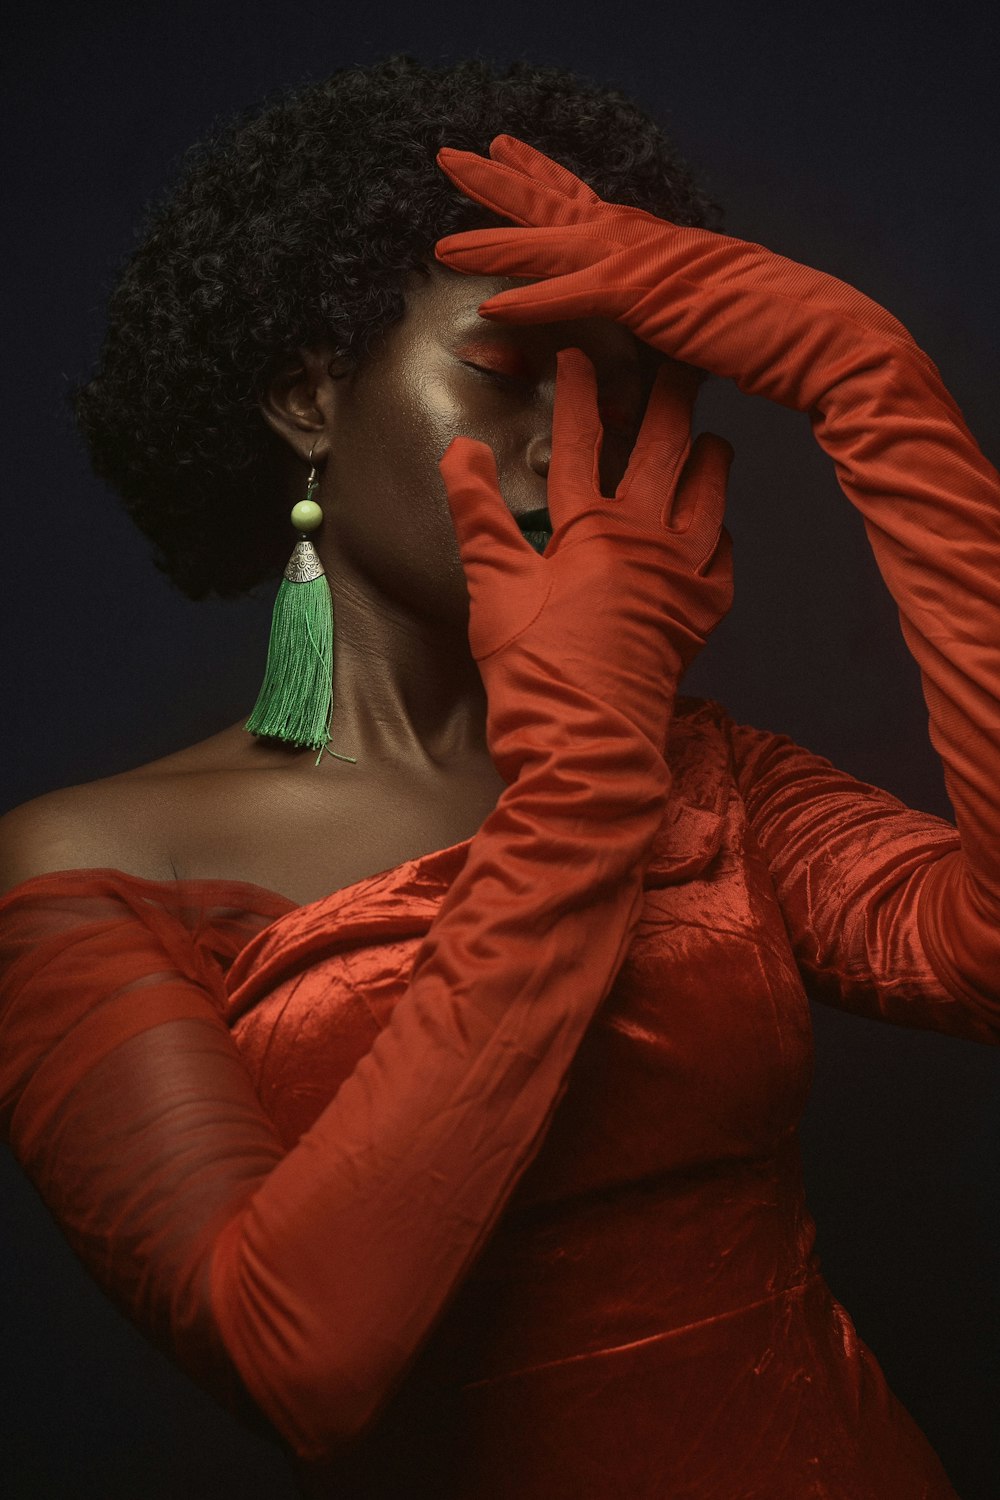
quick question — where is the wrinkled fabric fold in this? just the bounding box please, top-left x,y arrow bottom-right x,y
434,136 -> 1000,1012
2,698 -> 989,1495
2,135 -> 996,1496
225,698 -> 977,1497
4,334 -> 733,1465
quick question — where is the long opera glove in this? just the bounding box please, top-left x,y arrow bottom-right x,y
0,352 -> 731,1463
436,134 -> 1000,1009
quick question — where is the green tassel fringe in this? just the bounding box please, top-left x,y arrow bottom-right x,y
245,570 -> 355,763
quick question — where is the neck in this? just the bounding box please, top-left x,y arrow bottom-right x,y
319,563 -> 491,774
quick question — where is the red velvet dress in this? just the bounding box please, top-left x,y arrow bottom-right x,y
4,178 -> 1000,1494
1,698 -> 995,1498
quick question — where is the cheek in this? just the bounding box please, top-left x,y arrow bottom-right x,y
325,373 -> 475,618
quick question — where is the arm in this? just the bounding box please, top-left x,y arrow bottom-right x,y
0,353 -> 731,1463
435,136 -> 1000,1012
725,717 -> 998,1043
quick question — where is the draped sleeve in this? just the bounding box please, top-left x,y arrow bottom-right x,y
0,870 -> 295,1403
725,717 -> 1000,1044
0,710 -> 674,1463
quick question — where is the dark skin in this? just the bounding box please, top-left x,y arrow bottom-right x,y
259,261 -> 672,772
23,265 -> 692,905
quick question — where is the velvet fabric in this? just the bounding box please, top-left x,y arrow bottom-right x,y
232,698 -> 995,1499
2,350 -> 734,1476
4,140 -> 1000,1495
1,699 -> 994,1497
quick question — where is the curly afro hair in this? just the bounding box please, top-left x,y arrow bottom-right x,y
73,55 -> 721,600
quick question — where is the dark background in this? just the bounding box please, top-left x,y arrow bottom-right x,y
2,2 -> 997,1496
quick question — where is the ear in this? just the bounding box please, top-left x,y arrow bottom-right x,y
259,345 -> 353,463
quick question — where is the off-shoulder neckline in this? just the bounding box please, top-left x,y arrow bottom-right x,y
0,701 -> 730,917
0,841 -> 478,916
0,865 -> 301,913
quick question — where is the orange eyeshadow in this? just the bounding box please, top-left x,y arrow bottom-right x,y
454,341 -> 533,379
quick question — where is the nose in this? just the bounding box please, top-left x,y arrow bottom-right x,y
526,430 -> 551,480
525,373 -> 555,481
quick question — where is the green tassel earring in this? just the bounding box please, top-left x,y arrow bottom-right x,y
245,453 -> 357,766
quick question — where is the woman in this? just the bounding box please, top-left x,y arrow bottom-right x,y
1,54 -> 997,1498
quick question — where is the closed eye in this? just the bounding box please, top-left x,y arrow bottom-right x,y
461,359 -> 529,388
460,354 -> 637,432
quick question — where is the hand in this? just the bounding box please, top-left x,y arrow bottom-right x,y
435,134 -> 924,413
442,136 -> 1000,1010
439,346 -> 732,766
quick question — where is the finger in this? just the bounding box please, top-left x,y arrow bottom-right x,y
487,135 -> 604,212
438,437 -> 530,569
614,364 -> 696,526
547,349 -> 603,531
692,523 -> 735,630
669,433 -> 734,568
703,524 -> 735,594
436,146 -> 570,228
476,263 -> 638,327
435,224 -> 616,278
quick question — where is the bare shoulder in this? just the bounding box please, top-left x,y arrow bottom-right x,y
0,719 -> 503,907
0,721 -> 264,898
0,771 -> 183,896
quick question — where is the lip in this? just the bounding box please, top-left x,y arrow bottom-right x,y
516,507 -> 552,556
515,507 -> 552,531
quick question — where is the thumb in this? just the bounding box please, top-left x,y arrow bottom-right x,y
438,437 -> 528,572
667,431 -> 734,569
439,437 -> 547,663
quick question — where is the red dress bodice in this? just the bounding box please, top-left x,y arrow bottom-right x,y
2,700 -> 992,1497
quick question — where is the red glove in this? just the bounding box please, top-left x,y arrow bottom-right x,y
436,134 -> 1000,1008
0,350 -> 731,1464
440,345 -> 733,770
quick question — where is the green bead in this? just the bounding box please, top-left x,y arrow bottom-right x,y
290,498 -> 323,533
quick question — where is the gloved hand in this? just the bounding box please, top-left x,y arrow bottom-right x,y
435,133 -> 917,410
439,345 -> 733,773
436,133 -> 1000,1007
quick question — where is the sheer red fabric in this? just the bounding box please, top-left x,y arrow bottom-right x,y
1,700 -> 995,1497
4,151 -> 1000,1493
3,346 -> 733,1477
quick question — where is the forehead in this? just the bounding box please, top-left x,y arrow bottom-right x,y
404,263 -> 651,370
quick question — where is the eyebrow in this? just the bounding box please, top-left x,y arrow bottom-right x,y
450,314 -> 645,373
450,313 -> 525,340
